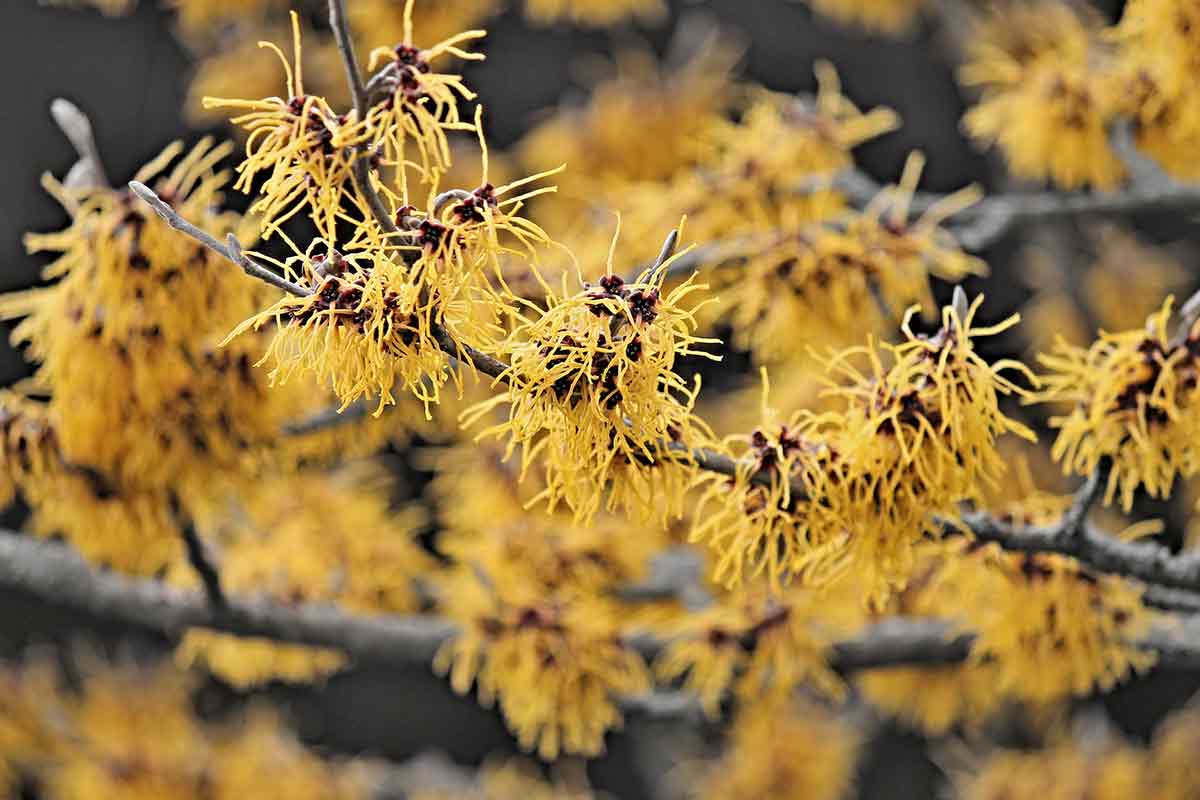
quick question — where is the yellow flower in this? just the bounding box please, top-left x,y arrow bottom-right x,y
816,294 -> 1035,601
362,0 -> 486,196
225,143 -> 559,417
204,13 -> 369,241
695,295 -> 1034,603
542,62 -> 898,276
967,547 -> 1155,704
0,654 -> 365,800
655,582 -> 858,716
172,465 -> 430,688
1109,0 -> 1200,179
434,573 -> 649,760
856,540 -> 1005,734
518,42 -> 738,187
960,742 -> 1147,800
691,400 -> 844,590
225,247 -> 454,417
466,234 -> 720,523
961,2 -> 1124,190
695,697 -> 860,800
1038,298 -> 1200,510
719,152 -> 985,362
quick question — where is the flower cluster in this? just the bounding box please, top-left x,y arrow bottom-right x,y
959,0 -> 1200,188
466,246 -> 718,523
655,581 -> 861,716
1112,0 -> 1200,180
694,294 -> 1034,605
719,153 -> 986,361
0,655 -> 365,799
1039,299 -> 1200,510
961,704 -> 1200,800
434,572 -> 650,760
171,464 -> 431,688
19,0 -> 1200,783
0,140 -> 344,572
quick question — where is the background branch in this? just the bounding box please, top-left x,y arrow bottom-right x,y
0,531 -> 1196,721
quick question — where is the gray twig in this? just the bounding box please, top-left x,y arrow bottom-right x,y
127,181 -> 310,297
959,511 -> 1200,595
50,98 -> 109,189
179,522 -> 227,611
328,0 -> 367,118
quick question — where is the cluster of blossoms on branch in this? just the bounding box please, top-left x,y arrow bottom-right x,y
6,0 -> 1200,797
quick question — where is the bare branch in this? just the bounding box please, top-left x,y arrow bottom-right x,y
127,182 -> 311,297
179,524 -> 227,610
0,532 -> 456,664
328,0 -> 367,119
958,512 -> 1200,595
1,531 -> 1196,718
169,495 -> 226,610
50,98 -> 108,189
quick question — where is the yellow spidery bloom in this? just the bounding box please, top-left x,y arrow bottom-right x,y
549,62 -> 898,275
1144,704 -> 1200,799
802,0 -> 926,34
522,0 -> 665,27
227,139 -> 559,417
960,741 -> 1147,800
19,138 -> 264,344
691,371 -> 844,589
815,294 -> 1036,602
655,582 -> 860,716
0,655 -> 366,800
1038,298 -> 1200,510
856,539 -> 1006,734
697,295 -> 1033,602
434,572 -> 650,760
3,139 -> 305,508
225,246 -> 454,416
695,698 -> 860,800
204,13 -> 369,241
466,232 -> 720,524
961,2 -> 1124,190
172,465 -> 431,688
387,127 -> 561,303
720,152 -> 985,362
966,545 -> 1156,703
441,509 -> 661,599
0,393 -> 182,575
676,67 -> 898,244
1109,0 -> 1200,180
362,0 -> 485,196
519,42 -> 739,188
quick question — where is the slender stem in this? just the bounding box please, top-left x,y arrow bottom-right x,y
50,98 -> 109,188
128,182 -> 310,298
328,0 -> 367,118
